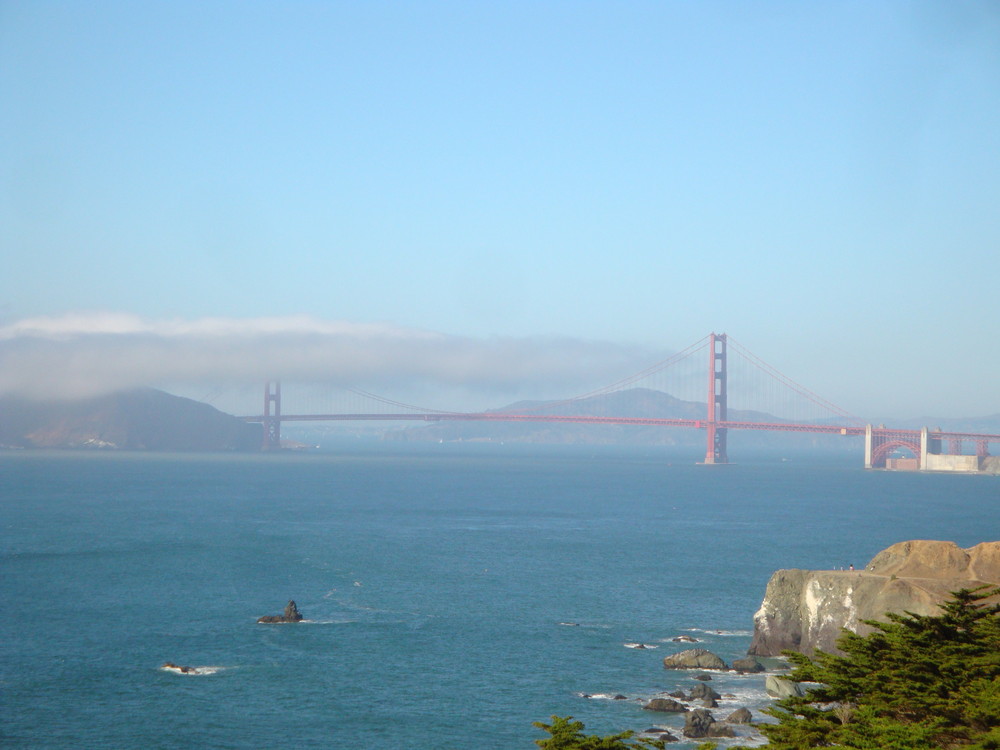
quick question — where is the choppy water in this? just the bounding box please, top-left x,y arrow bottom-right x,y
2,444 -> 996,748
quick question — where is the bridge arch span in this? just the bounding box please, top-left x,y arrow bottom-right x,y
871,439 -> 921,467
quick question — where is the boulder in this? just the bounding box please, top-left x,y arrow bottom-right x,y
662,648 -> 728,670
683,709 -> 733,738
257,600 -> 305,624
749,541 -> 1000,656
765,674 -> 805,699
693,672 -> 712,681
688,682 -> 721,701
732,656 -> 765,673
644,698 -> 688,713
682,709 -> 714,738
726,707 -> 753,724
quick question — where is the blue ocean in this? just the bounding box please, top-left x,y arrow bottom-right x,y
2,445 -> 997,748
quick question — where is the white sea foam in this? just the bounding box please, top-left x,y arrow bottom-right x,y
657,635 -> 702,643
160,665 -> 228,676
576,692 -> 632,701
684,627 -> 753,637
623,642 -> 659,649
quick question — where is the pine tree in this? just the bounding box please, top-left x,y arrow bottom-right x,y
532,716 -> 666,750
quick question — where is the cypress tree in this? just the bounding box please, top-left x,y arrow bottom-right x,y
755,587 -> 1000,749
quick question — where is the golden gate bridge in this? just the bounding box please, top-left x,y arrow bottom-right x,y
240,333 -> 1000,471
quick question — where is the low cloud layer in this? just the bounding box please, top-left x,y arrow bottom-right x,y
0,313 -> 657,407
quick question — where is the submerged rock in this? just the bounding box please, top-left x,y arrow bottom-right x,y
161,662 -> 195,674
641,728 -> 679,742
257,600 -> 305,624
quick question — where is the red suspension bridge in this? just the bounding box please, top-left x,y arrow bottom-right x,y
241,333 -> 1000,471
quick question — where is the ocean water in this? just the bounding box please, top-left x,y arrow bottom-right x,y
1,444 -> 997,748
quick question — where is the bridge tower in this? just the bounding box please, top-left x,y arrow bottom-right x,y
704,332 -> 729,464
263,380 -> 281,451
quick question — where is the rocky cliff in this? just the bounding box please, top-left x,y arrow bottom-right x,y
748,540 -> 1000,656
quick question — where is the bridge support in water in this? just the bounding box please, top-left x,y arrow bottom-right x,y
704,332 -> 729,464
263,380 -> 281,451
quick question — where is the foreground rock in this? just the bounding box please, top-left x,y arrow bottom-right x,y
662,648 -> 727,670
749,540 -> 1000,656
765,674 -> 805,699
257,600 -> 304,623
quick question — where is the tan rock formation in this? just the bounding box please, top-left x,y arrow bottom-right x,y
748,540 -> 1000,656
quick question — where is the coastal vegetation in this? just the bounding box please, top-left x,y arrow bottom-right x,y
727,587 -> 1000,749
542,587 -> 1000,749
532,716 -> 666,749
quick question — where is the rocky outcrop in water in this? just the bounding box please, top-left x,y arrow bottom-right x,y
683,709 -> 735,739
644,698 -> 687,713
749,540 -> 1000,656
161,662 -> 195,673
257,600 -> 304,623
662,648 -> 727,670
732,656 -> 765,673
725,707 -> 753,724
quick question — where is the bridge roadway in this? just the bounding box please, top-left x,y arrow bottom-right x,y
250,412 -> 999,441
268,412 -> 867,433
241,411 -> 1000,470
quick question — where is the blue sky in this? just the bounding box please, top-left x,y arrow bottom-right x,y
1,1 -> 998,418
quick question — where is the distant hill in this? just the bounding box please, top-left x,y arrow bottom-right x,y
383,387 -> 859,451
0,388 -> 261,451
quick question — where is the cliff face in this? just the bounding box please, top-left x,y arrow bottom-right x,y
748,540 -> 1000,656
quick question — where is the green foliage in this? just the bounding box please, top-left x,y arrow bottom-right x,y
754,586 -> 1000,749
532,716 -> 666,750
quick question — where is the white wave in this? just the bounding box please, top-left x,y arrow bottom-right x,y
576,692 -> 631,701
658,635 -> 702,643
623,642 -> 659,649
684,628 -> 753,637
160,664 -> 228,676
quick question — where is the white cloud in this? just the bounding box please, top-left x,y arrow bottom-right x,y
0,312 -> 655,406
